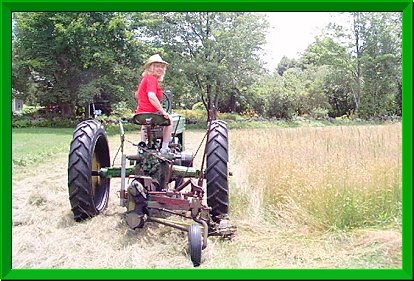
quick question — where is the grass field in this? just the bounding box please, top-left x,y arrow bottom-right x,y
10,122 -> 402,269
229,124 -> 402,232
12,128 -> 73,166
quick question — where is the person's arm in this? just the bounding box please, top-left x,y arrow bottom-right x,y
148,91 -> 168,117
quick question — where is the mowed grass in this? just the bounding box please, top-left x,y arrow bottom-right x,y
12,123 -> 402,233
11,123 -> 402,268
229,123 -> 402,232
12,127 -> 74,167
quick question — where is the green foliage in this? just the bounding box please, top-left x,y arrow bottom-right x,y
111,101 -> 135,117
12,105 -> 82,128
251,73 -> 283,117
20,105 -> 40,115
301,36 -> 349,68
191,102 -> 205,111
300,36 -> 354,116
258,66 -> 332,119
277,56 -> 298,76
146,12 -> 268,113
354,13 -> 401,118
217,112 -> 244,122
174,109 -> 207,125
12,12 -> 402,122
266,90 -> 295,119
310,107 -> 329,119
323,68 -> 355,117
12,115 -> 80,128
13,12 -> 147,113
12,115 -> 32,128
295,12 -> 402,119
91,114 -> 139,135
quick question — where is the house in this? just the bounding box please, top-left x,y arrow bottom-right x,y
12,88 -> 24,113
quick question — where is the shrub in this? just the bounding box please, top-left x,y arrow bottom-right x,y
12,115 -> 32,128
310,107 -> 329,119
174,109 -> 207,125
265,92 -> 295,119
20,105 -> 42,115
217,112 -> 244,122
191,102 -> 205,111
111,101 -> 134,118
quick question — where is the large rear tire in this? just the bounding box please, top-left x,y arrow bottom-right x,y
68,120 -> 111,222
206,120 -> 229,222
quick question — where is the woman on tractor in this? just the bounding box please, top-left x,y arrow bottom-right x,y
135,54 -> 173,154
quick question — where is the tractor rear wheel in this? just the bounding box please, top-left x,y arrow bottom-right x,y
68,120 -> 111,221
206,120 -> 229,222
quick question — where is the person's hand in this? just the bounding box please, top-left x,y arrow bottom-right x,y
160,110 -> 169,120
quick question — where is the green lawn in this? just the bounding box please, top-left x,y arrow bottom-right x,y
12,127 -> 74,166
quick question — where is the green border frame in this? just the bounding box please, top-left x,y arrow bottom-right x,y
1,0 -> 412,280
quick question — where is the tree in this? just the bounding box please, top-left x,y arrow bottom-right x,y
276,56 -> 298,76
143,12 -> 268,118
300,36 -> 354,116
13,12 -> 149,117
356,12 -> 402,117
259,72 -> 295,119
298,12 -> 402,118
350,12 -> 363,111
327,12 -> 402,118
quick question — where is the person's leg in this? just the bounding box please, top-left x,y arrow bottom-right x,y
141,126 -> 147,142
161,116 -> 173,152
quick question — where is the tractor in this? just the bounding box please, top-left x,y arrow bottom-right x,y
67,92 -> 235,267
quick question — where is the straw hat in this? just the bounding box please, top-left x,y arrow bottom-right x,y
144,54 -> 169,68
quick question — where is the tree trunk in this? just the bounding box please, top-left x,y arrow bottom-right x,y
61,102 -> 76,118
353,12 -> 362,112
206,83 -> 217,122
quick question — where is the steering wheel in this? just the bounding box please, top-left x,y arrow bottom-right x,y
162,91 -> 172,113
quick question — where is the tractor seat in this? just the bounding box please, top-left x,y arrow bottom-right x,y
132,112 -> 171,126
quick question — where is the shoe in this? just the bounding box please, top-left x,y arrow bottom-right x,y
160,147 -> 171,154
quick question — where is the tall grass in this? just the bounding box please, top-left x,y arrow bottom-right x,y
12,124 -> 402,232
229,123 -> 402,232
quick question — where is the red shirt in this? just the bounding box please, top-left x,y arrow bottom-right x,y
135,75 -> 163,113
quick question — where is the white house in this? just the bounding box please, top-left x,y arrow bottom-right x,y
12,88 -> 24,113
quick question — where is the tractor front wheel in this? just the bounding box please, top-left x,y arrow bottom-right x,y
206,120 -> 229,222
68,120 -> 111,222
188,223 -> 202,267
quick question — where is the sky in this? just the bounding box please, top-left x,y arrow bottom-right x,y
261,12 -> 350,72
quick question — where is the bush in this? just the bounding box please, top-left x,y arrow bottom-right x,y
191,102 -> 205,111
217,112 -> 244,122
12,112 -> 82,128
111,101 -> 135,118
20,105 -> 42,115
265,92 -> 295,119
174,109 -> 207,125
12,115 -> 32,128
93,114 -> 138,134
310,107 -> 329,120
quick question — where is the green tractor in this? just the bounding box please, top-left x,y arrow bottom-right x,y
67,93 -> 235,267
